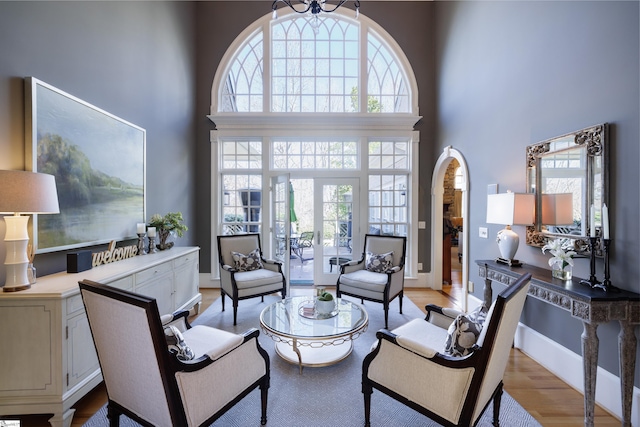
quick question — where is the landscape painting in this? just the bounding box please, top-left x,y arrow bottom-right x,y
25,77 -> 146,253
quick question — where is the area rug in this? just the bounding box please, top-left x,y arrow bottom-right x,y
84,294 -> 541,427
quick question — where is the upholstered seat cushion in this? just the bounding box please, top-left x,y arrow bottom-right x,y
233,268 -> 284,289
392,318 -> 450,356
182,325 -> 244,360
338,269 -> 389,293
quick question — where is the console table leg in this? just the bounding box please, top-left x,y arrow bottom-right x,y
581,322 -> 599,427
618,320 -> 637,427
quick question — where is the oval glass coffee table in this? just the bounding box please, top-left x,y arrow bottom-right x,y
259,296 -> 368,373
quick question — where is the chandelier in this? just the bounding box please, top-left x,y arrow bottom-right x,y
271,0 -> 360,19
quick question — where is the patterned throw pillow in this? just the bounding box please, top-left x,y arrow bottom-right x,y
365,251 -> 394,273
231,248 -> 264,272
164,325 -> 195,361
443,304 -> 488,357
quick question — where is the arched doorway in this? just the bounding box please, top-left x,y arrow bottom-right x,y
431,146 -> 469,311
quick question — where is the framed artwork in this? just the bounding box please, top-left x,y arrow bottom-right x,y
25,77 -> 146,254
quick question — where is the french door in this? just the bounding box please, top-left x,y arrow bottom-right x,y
313,178 -> 360,285
271,174 -> 291,295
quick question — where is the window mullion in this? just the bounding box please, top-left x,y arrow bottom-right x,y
264,20 -> 272,113
359,22 -> 368,113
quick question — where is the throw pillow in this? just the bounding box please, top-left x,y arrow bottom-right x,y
467,302 -> 489,324
231,248 -> 264,271
365,251 -> 394,273
443,313 -> 483,357
164,325 -> 195,361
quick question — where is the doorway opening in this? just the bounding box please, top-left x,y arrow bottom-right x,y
287,178 -> 359,286
289,179 -> 314,285
431,146 -> 469,311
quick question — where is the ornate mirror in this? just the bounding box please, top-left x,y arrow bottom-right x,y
525,123 -> 608,256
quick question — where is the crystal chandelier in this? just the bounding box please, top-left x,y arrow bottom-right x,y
271,0 -> 360,19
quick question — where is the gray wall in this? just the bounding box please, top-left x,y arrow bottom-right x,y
0,1 -> 197,277
435,0 -> 639,385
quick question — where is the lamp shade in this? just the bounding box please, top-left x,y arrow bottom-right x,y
486,192 -> 534,226
0,170 -> 59,214
541,193 -> 573,225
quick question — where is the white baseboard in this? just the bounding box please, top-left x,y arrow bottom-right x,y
199,272 -> 218,289
514,322 -> 639,423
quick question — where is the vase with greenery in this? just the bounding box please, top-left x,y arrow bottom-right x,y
148,212 -> 188,250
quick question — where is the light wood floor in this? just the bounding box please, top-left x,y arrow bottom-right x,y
9,288 -> 620,427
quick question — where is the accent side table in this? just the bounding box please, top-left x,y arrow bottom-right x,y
476,260 -> 639,427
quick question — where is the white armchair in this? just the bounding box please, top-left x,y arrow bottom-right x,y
362,272 -> 532,427
217,233 -> 287,325
79,279 -> 270,427
336,234 -> 407,328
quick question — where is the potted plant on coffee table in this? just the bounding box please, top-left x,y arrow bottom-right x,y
315,291 -> 336,315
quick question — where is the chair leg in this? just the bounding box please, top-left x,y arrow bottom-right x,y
383,301 -> 389,329
221,292 -> 225,312
363,379 -> 373,427
399,291 -> 403,314
261,295 -> 264,302
493,383 -> 503,426
107,404 -> 120,427
260,380 -> 269,425
233,303 -> 238,325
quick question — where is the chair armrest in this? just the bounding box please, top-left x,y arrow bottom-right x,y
262,258 -> 281,266
375,328 -> 477,366
387,265 -> 401,273
174,326 -> 253,371
340,259 -> 365,274
241,327 -> 260,343
425,304 -> 464,329
161,310 -> 191,331
222,264 -> 237,273
376,329 -> 439,358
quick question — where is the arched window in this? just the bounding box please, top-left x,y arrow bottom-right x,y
209,9 -> 421,283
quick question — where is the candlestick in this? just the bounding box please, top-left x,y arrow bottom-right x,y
592,239 -> 618,292
579,237 -> 601,288
137,233 -> 147,255
602,204 -> 609,239
589,204 -> 596,238
148,235 -> 158,254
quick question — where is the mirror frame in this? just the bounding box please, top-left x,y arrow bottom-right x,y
525,123 -> 608,257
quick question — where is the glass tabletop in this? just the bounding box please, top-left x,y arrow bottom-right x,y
259,296 -> 368,340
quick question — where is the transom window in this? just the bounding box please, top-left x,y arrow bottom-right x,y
273,140 -> 358,169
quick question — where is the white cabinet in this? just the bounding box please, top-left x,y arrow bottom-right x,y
0,247 -> 200,427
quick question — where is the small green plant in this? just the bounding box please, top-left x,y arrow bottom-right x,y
317,291 -> 334,302
148,212 -> 188,237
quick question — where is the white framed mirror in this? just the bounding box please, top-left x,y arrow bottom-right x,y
525,123 -> 608,256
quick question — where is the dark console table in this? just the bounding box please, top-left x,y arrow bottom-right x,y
476,260 -> 639,427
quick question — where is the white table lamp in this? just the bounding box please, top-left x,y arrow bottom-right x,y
0,170 -> 59,292
486,192 -> 534,266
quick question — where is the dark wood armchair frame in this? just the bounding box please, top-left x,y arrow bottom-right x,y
336,234 -> 407,329
217,233 -> 287,325
79,280 -> 270,427
362,272 -> 532,427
